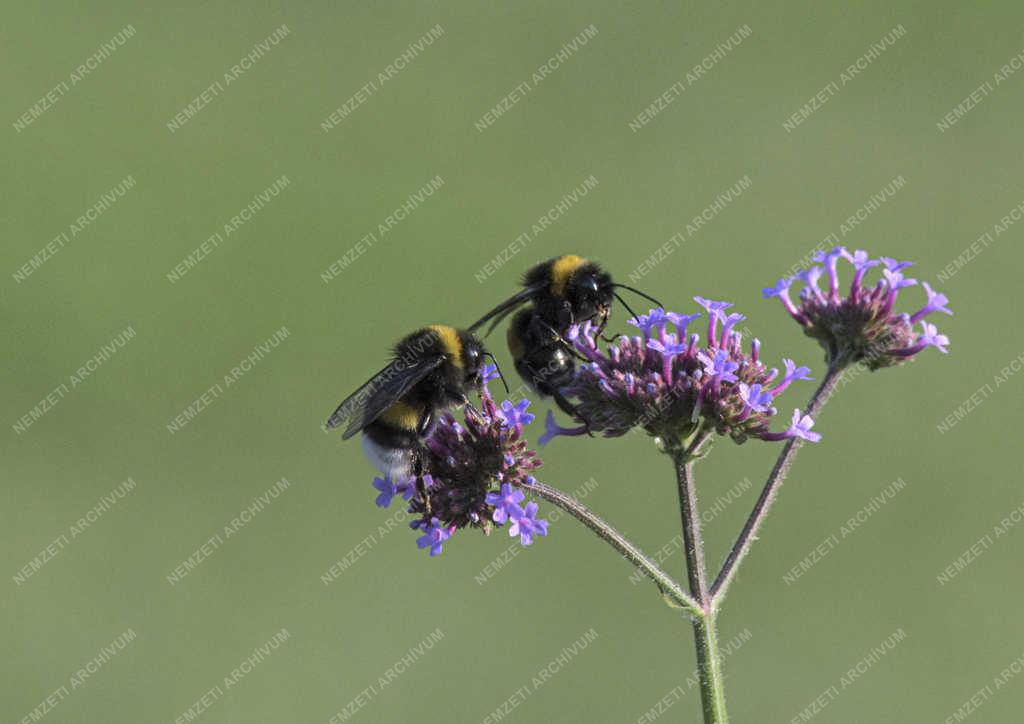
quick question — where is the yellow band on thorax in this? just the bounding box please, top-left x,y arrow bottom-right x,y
551,255 -> 586,297
428,324 -> 463,368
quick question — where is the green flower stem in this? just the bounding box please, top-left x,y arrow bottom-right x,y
525,480 -> 703,618
673,438 -> 711,604
710,364 -> 843,603
692,610 -> 729,723
673,441 -> 728,724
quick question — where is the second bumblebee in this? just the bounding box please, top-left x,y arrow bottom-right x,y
470,254 -> 660,417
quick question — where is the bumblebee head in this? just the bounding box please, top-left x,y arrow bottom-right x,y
458,330 -> 486,388
458,329 -> 509,394
568,265 -> 615,324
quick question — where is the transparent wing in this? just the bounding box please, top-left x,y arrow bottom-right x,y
341,356 -> 444,439
325,355 -> 445,439
469,285 -> 540,337
325,362 -> 392,430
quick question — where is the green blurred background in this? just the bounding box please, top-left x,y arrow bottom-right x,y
3,1 -> 1021,721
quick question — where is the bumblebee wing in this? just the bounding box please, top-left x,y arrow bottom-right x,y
325,362 -> 393,431
341,355 -> 445,439
469,285 -> 541,336
327,355 -> 445,439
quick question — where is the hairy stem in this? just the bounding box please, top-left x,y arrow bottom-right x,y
673,441 -> 728,723
674,448 -> 710,605
711,364 -> 843,602
525,480 -> 702,618
692,611 -> 729,723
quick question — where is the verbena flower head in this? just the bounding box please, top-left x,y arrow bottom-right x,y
543,302 -> 820,448
371,365 -> 548,555
764,247 -> 952,370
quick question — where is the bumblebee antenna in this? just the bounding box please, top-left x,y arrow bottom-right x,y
484,353 -> 510,394
613,283 -> 664,310
612,291 -> 642,323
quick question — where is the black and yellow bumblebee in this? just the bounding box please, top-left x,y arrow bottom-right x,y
325,325 -> 501,478
469,254 -> 660,417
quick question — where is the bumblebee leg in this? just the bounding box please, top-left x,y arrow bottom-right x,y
410,447 -> 432,515
557,301 -> 575,330
533,318 -> 563,344
594,309 -> 625,343
408,408 -> 435,514
534,319 -> 589,362
551,390 -> 595,437
450,392 -> 485,424
596,313 -> 619,343
411,449 -> 424,479
416,409 -> 434,437
565,341 -> 590,362
417,477 -> 432,515
551,390 -> 578,416
464,400 -> 484,423
559,301 -> 613,345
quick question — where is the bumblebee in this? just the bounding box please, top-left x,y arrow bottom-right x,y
470,254 -> 660,417
325,325 -> 500,478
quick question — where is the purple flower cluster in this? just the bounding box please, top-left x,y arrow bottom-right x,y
542,300 -> 821,447
371,366 -> 549,556
764,247 -> 951,370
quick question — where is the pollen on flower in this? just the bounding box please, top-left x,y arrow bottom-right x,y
546,302 -> 820,448
763,247 -> 952,369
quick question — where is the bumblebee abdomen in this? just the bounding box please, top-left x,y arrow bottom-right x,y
376,399 -> 422,431
363,409 -> 421,455
518,347 -> 576,396
506,309 -> 532,361
506,309 -> 576,396
361,427 -> 417,477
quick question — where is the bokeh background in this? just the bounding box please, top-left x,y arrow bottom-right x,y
3,1 -> 1021,721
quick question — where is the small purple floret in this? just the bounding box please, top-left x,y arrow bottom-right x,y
880,256 -> 913,272
666,312 -> 702,336
814,246 -> 846,300
919,322 -> 950,353
629,308 -> 672,335
538,409 -> 588,446
910,282 -> 952,323
739,383 -> 773,413
416,518 -> 453,556
372,476 -> 397,508
762,277 -> 793,298
485,482 -> 525,524
648,338 -> 688,357
694,296 -> 732,315
481,363 -> 501,384
786,410 -> 822,443
498,399 -> 536,428
698,349 -> 740,383
761,409 -> 822,443
508,502 -> 549,546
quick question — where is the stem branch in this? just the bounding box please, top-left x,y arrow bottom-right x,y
710,364 -> 843,602
525,480 -> 702,618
